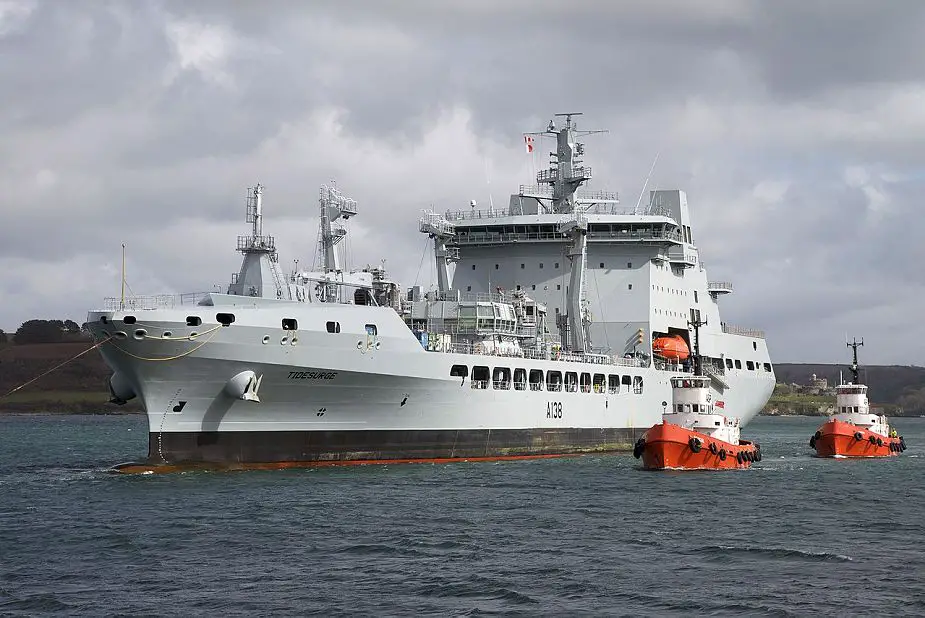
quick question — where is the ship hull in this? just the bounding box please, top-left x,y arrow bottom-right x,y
87,302 -> 775,471
811,419 -> 903,458
129,426 -> 638,471
637,422 -> 759,470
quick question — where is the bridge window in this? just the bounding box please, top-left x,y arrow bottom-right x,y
472,366 -> 489,389
593,374 -> 606,394
763,362 -> 772,372
282,318 -> 298,330
580,372 -> 592,393
622,375 -> 632,389
608,375 -> 620,394
326,321 -> 341,333
734,359 -> 742,369
186,316 -> 202,327
492,367 -> 511,390
529,369 -> 544,391
633,376 -> 644,394
555,262 -> 559,269
565,372 -> 578,392
694,291 -> 699,303
726,358 -> 733,369
450,364 -> 468,378
546,371 -> 562,392
746,361 -> 755,371
753,341 -> 758,351
513,368 -> 526,390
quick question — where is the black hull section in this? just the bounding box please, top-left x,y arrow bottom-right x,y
146,428 -> 641,465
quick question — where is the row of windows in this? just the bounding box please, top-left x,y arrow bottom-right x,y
474,261 -> 634,271
725,358 -> 772,372
450,364 -> 644,394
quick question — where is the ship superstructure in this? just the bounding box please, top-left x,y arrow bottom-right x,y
87,114 -> 775,471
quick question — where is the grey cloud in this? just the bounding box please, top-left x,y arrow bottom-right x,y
1,1 -> 924,364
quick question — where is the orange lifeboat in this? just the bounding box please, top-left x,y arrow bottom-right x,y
652,335 -> 690,361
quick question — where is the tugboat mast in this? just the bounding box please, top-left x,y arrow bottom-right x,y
689,308 -> 708,377
847,337 -> 864,384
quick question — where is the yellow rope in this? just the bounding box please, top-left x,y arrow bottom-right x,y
1,336 -> 114,399
107,325 -> 222,361
140,324 -> 223,341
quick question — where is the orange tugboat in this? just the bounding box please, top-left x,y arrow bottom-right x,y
810,338 -> 906,458
634,312 -> 761,470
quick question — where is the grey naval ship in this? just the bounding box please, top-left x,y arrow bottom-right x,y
87,113 -> 775,471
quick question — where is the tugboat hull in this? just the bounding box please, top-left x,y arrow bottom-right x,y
811,419 -> 904,458
637,422 -> 759,471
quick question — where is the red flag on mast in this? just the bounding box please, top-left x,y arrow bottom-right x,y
524,135 -> 534,154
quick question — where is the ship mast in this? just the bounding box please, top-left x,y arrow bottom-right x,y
533,113 -> 605,353
689,308 -> 708,377
228,184 -> 285,299
317,184 -> 358,301
847,337 -> 864,384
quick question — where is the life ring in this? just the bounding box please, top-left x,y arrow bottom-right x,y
709,442 -> 718,455
718,449 -> 727,461
854,432 -> 863,441
876,437 -> 883,447
689,437 -> 702,453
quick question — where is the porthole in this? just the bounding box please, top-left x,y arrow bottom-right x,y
188,332 -> 198,339
375,341 -> 381,349
162,331 -> 172,338
357,340 -> 363,349
290,337 -> 298,345
114,331 -> 127,340
133,329 -> 147,340
262,335 -> 270,344
281,336 -> 288,345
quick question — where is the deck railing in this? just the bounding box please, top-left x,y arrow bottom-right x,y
721,323 -> 766,339
102,292 -> 212,311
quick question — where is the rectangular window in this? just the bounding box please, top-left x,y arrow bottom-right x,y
529,369 -> 544,391
734,360 -> 742,369
763,362 -> 772,372
326,321 -> 340,333
726,358 -> 733,369
633,376 -> 643,395
565,372 -> 578,393
450,365 -> 468,378
546,371 -> 562,392
513,368 -> 527,391
694,291 -> 699,303
608,375 -> 620,394
365,324 -> 377,336
746,361 -> 754,371
282,318 -> 298,331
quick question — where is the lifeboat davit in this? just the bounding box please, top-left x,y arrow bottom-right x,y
809,339 -> 906,458
652,335 -> 690,361
634,375 -> 760,470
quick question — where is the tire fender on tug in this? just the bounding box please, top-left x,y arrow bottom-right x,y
718,449 -> 727,461
709,442 -> 718,455
689,437 -> 702,453
854,431 -> 863,441
736,451 -> 744,464
633,438 -> 646,459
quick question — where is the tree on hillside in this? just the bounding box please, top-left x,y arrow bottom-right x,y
63,319 -> 80,332
13,320 -> 66,344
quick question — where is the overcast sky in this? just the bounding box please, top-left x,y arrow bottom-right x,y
2,0 -> 924,365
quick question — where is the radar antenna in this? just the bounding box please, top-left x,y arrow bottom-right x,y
847,337 -> 864,384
